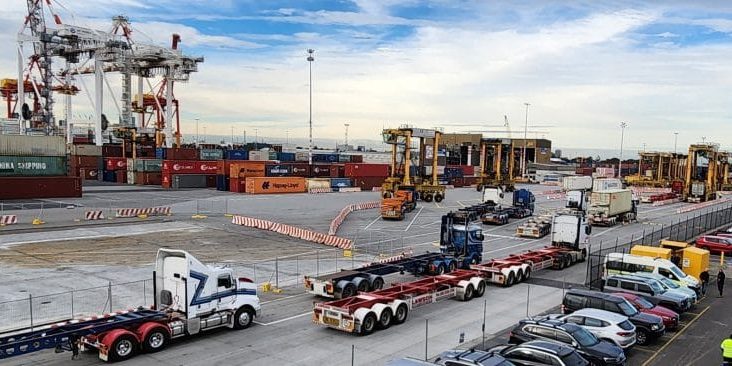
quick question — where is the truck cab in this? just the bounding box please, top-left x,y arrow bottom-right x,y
551,211 -> 591,249
481,186 -> 505,207
155,249 -> 261,334
440,212 -> 484,269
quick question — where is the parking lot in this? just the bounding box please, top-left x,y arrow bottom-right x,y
0,184 -> 730,365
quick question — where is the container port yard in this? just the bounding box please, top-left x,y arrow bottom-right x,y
1,1 -> 732,366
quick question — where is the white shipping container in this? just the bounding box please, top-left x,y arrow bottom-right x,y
691,182 -> 705,196
248,151 -> 269,161
127,171 -> 136,185
424,166 -> 446,176
562,176 -> 593,191
593,178 -> 622,191
67,144 -> 103,156
0,135 -> 65,156
590,189 -> 632,217
306,178 -> 331,190
295,151 -> 309,161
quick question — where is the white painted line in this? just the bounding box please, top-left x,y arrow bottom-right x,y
404,207 -> 424,232
362,215 -> 382,230
594,225 -> 622,237
254,311 -> 312,326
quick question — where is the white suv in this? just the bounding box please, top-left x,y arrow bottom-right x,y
548,308 -> 636,349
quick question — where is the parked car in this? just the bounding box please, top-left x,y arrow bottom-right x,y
603,274 -> 690,313
562,289 -> 665,346
603,253 -> 701,295
695,235 -> 732,254
508,318 -> 626,365
545,308 -> 636,349
434,349 -> 515,366
613,292 -> 679,330
488,340 -> 589,366
629,272 -> 697,304
386,358 -> 439,366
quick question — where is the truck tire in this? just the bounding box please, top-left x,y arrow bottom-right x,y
476,184 -> 483,192
377,308 -> 393,329
436,263 -> 446,275
563,254 -> 572,268
110,334 -> 138,362
475,281 -> 486,297
463,284 -> 475,301
383,191 -> 392,199
340,282 -> 357,299
579,249 -> 587,262
434,193 -> 444,202
141,326 -> 169,353
447,261 -> 457,273
360,312 -> 377,335
504,271 -> 515,287
370,276 -> 384,290
234,306 -> 255,330
523,267 -> 532,281
423,193 -> 433,202
393,304 -> 409,324
516,269 -> 524,283
353,278 -> 370,293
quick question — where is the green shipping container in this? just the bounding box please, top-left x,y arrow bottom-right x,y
0,155 -> 67,176
199,149 -> 223,160
134,159 -> 163,172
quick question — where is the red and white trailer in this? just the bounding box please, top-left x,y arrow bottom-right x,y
313,245 -> 586,335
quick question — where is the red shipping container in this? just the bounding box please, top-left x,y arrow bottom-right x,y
344,163 -> 389,178
463,176 -> 477,186
167,148 -> 199,160
102,145 -> 123,157
352,176 -> 385,190
163,160 -> 218,175
136,146 -> 156,158
105,157 -> 128,171
206,175 -> 216,188
79,168 -> 100,180
115,170 -> 127,183
162,173 -> 172,189
229,177 -> 243,192
71,155 -> 101,168
217,160 -> 231,176
451,178 -> 465,187
310,164 -> 332,177
136,172 -> 162,185
350,155 -> 363,163
330,164 -> 344,178
290,163 -> 311,177
0,176 -> 81,199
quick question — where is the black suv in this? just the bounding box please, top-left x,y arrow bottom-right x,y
562,289 -> 664,346
508,318 -> 625,366
489,340 -> 589,366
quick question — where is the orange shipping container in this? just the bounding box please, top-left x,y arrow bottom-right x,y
245,177 -> 306,194
229,162 -> 266,178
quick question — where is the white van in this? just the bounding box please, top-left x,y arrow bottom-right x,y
603,253 -> 700,293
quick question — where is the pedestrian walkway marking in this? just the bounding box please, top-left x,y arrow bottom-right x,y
641,305 -> 710,366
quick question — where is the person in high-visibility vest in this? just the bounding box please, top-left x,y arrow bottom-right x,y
722,334 -> 732,363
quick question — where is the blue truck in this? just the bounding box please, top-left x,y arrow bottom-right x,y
481,188 -> 535,225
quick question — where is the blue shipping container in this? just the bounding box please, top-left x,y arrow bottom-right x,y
313,154 -> 339,163
216,174 -> 229,191
156,148 -> 167,159
330,178 -> 352,188
225,150 -> 248,160
444,167 -> 464,179
278,152 -> 296,162
103,170 -> 116,182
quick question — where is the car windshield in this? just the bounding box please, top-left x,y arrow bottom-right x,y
618,300 -> 639,316
669,265 -> 686,279
635,296 -> 654,309
571,327 -> 600,347
561,351 -> 590,366
658,277 -> 680,289
649,280 -> 665,293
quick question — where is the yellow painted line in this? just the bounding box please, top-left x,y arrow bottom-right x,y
641,305 -> 710,366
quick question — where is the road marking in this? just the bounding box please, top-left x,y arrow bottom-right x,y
260,293 -> 308,305
640,305 -> 710,366
404,207 -> 424,232
594,225 -> 622,236
362,215 -> 382,230
253,311 -> 312,326
484,238 -> 543,254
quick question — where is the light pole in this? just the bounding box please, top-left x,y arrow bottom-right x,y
231,126 -> 234,145
285,129 -> 289,149
243,129 -> 246,145
307,49 -> 315,165
619,122 -> 627,179
195,118 -> 199,144
254,128 -> 258,150
344,123 -> 350,149
522,102 -> 530,178
673,132 -> 678,154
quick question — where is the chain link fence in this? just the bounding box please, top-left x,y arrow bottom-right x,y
586,202 -> 732,289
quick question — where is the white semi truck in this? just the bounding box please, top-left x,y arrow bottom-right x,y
587,189 -> 638,226
0,249 -> 261,362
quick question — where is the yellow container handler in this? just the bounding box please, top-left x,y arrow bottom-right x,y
679,246 -> 710,280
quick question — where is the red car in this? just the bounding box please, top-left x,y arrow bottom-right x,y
614,292 -> 680,330
695,235 -> 732,254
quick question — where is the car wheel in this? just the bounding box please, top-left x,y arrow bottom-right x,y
636,329 -> 649,346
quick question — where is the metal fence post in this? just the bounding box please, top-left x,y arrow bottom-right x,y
526,285 -> 531,317
335,249 -> 339,271
296,255 -> 300,282
317,250 -> 320,276
143,280 -> 147,306
29,294 -> 34,331
108,281 -> 113,312
71,291 -> 75,318
275,257 -> 279,289
254,263 -> 258,284
424,319 -> 429,361
684,215 -> 689,240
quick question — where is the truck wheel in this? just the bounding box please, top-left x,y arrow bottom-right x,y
383,192 -> 392,199
393,304 -> 409,325
563,254 -> 572,268
234,306 -> 254,329
360,312 -> 377,335
436,263 -> 446,275
579,249 -> 587,262
434,193 -> 444,203
475,281 -> 486,297
377,308 -> 393,329
447,261 -> 457,273
371,276 -> 384,290
341,283 -> 357,298
110,334 -> 138,362
142,326 -> 169,353
516,269 -> 524,283
354,278 -> 370,293
476,184 -> 483,192
523,267 -> 532,281
463,284 -> 475,301
423,193 -> 433,202
504,272 -> 515,287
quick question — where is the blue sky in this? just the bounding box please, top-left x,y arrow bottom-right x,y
2,0 -> 732,150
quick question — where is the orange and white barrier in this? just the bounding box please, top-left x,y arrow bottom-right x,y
328,201 -> 380,235
308,188 -> 332,194
676,198 -> 729,214
545,193 -> 566,201
84,210 -> 105,220
0,215 -> 18,226
537,189 -> 563,195
116,206 -> 171,218
232,215 -> 353,249
652,198 -> 681,206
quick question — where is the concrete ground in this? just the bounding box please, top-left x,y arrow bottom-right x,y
0,184 -> 729,365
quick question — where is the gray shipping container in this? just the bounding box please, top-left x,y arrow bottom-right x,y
199,149 -> 223,160
0,135 -> 66,157
67,144 -> 103,156
134,159 -> 162,172
0,155 -> 67,176
172,174 -> 208,189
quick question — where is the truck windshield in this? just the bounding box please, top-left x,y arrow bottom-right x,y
452,230 -> 466,246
